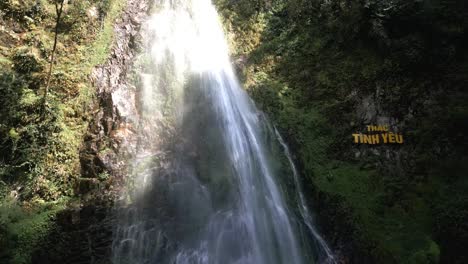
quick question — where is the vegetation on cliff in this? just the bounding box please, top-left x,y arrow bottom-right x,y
0,0 -> 125,262
0,0 -> 467,263
215,0 -> 468,263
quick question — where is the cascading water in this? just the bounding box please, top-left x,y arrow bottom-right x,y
112,0 -> 336,263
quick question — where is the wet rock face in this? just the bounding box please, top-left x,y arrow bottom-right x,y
32,1 -> 151,263
80,0 -> 150,194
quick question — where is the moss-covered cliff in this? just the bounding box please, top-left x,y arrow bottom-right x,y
0,0 -> 142,263
214,0 -> 468,263
1,0 -> 467,263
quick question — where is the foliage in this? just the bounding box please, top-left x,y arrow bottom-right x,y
216,0 -> 468,262
0,0 -> 126,198
0,0 -> 44,21
0,198 -> 67,264
0,0 -> 126,262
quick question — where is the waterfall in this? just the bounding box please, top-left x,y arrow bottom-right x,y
112,0 -> 335,263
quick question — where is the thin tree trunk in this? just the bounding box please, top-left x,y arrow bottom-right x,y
42,0 -> 64,116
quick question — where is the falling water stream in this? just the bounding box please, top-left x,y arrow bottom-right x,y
112,0 -> 335,263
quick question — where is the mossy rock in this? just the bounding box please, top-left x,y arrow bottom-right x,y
0,0 -> 44,20
11,47 -> 44,74
407,240 -> 440,264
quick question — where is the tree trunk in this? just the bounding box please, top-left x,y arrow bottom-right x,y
42,0 -> 65,117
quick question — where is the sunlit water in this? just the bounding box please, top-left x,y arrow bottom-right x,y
112,0 -> 336,263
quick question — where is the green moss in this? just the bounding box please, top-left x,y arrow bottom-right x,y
11,47 -> 44,74
0,200 -> 67,264
18,89 -> 41,107
0,0 -> 129,261
0,0 -> 128,200
85,0 -> 126,68
217,0 -> 467,262
0,56 -> 12,66
0,0 -> 131,259
407,240 -> 440,264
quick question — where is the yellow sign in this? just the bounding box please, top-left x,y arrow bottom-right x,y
352,125 -> 403,144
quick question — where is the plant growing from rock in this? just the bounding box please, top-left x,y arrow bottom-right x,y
42,0 -> 65,116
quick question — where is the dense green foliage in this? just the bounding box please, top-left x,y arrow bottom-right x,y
215,0 -> 468,263
0,0 -> 125,262
0,198 -> 67,263
0,0 -> 467,263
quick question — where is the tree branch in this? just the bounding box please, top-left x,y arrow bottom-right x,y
42,0 -> 65,117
